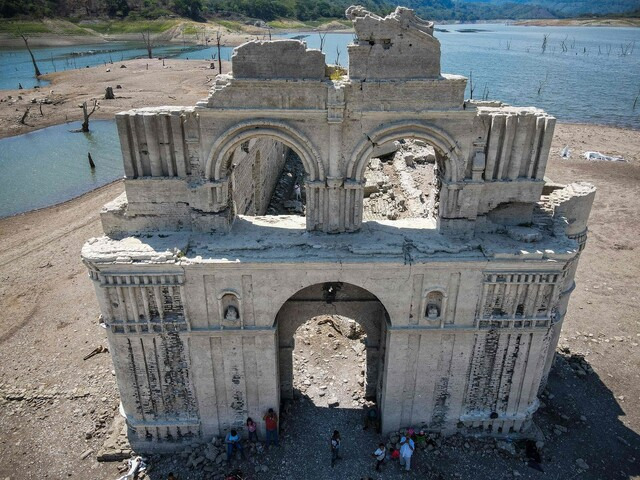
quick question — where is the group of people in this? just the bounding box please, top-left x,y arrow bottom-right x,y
224,408 -> 279,462
224,406 -> 424,474
370,435 -> 415,472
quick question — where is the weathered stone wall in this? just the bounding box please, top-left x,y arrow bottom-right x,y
347,6 -> 441,80
229,138 -> 288,215
232,40 -> 326,80
82,5 -> 596,454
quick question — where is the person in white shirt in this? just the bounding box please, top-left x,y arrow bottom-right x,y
372,443 -> 386,471
399,435 -> 415,471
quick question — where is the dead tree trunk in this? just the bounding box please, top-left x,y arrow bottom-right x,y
20,34 -> 41,77
216,31 -> 222,75
81,100 -> 97,132
141,31 -> 153,59
20,106 -> 30,125
105,86 -> 115,99
88,152 -> 96,169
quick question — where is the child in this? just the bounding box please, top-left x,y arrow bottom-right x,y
225,429 -> 244,461
390,447 -> 400,461
415,429 -> 427,449
372,443 -> 386,471
246,417 -> 258,442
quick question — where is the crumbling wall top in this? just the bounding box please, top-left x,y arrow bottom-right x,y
347,6 -> 441,80
232,39 -> 326,80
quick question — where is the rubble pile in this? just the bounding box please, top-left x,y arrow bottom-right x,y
363,139 -> 437,221
292,315 -> 368,409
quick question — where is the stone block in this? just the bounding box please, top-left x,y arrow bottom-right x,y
232,40 -> 326,80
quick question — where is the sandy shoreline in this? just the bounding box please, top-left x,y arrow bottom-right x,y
0,57 -> 229,139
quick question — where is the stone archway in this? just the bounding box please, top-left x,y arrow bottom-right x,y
274,282 -> 390,413
205,119 -> 325,182
347,121 -> 463,183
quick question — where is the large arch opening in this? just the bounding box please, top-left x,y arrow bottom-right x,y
275,282 -> 389,415
223,137 -> 309,217
361,138 -> 447,222
347,122 -> 462,228
204,121 -> 326,224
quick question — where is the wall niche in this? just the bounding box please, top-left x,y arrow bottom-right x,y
424,290 -> 445,324
220,292 -> 241,328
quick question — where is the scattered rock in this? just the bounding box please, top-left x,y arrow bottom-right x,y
576,458 -> 589,470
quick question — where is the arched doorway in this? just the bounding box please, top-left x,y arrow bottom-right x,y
274,282 -> 389,415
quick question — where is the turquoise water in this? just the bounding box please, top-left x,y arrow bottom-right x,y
0,41 -> 235,90
0,120 -> 123,218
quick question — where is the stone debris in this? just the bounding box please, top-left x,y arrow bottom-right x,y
363,139 -> 437,221
582,151 -> 626,162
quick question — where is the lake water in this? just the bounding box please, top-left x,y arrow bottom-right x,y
0,120 -> 123,218
0,24 -> 638,218
279,25 -> 640,129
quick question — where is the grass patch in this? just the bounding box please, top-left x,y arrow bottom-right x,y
213,19 -> 243,31
0,20 -> 51,35
181,24 -> 199,35
84,19 -> 178,34
268,19 -> 307,29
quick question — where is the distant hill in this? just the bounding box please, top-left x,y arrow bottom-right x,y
454,0 -> 640,16
0,0 -> 637,22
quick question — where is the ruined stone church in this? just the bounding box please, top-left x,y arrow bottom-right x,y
82,6 -> 595,451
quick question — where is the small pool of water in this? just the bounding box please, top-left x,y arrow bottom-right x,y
0,120 -> 123,218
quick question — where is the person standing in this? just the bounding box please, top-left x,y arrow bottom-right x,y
330,430 -> 342,467
263,408 -> 278,448
399,435 -> 415,472
372,443 -> 386,471
225,429 -> 244,462
246,417 -> 258,442
294,183 -> 301,201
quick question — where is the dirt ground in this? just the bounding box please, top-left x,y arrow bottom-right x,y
0,113 -> 639,480
0,57 -> 227,139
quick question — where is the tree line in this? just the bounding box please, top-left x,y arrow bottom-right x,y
1,0 -> 637,22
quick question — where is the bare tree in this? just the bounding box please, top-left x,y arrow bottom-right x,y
81,99 -> 98,132
141,30 -> 153,59
319,32 -> 327,52
537,72 -> 549,95
20,34 -> 42,77
541,33 -> 549,54
19,106 -> 31,125
216,30 -> 222,74
469,71 -> 475,99
335,45 -> 341,66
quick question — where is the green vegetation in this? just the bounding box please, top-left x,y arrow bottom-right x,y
212,18 -> 243,30
0,0 -> 637,24
85,19 -> 178,34
0,18 -> 92,35
0,20 -> 51,34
